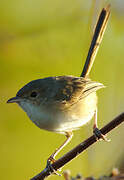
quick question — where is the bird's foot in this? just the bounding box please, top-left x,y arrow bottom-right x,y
46,156 -> 61,176
93,127 -> 110,142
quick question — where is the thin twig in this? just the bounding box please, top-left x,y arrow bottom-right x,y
31,112 -> 124,180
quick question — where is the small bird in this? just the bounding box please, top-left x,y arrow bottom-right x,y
7,6 -> 110,165
7,76 -> 104,160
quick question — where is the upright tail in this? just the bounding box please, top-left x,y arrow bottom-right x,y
81,4 -> 110,78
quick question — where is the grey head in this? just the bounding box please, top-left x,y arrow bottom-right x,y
7,77 -> 56,105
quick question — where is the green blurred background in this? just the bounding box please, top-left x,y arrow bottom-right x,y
1,0 -> 124,179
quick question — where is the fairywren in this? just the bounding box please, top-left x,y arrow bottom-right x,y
7,5 -> 110,164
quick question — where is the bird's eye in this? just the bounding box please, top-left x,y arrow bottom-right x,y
30,91 -> 37,98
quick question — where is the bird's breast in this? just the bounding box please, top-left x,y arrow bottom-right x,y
18,92 -> 97,133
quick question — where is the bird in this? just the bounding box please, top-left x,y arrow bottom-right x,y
7,5 -> 110,166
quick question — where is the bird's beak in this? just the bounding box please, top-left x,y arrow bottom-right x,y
7,96 -> 21,103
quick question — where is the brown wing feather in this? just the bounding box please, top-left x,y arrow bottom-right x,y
51,76 -> 104,108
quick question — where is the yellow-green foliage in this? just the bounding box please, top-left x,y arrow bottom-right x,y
1,0 -> 124,180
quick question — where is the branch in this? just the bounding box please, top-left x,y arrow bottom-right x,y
31,112 -> 124,180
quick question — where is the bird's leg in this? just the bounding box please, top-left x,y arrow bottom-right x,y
93,108 -> 110,141
48,131 -> 73,163
46,132 -> 73,174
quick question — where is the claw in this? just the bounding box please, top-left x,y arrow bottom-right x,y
46,158 -> 61,176
93,127 -> 110,142
48,155 -> 56,163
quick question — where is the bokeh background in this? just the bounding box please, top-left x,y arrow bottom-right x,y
1,0 -> 124,179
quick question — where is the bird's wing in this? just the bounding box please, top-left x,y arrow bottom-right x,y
49,76 -> 104,109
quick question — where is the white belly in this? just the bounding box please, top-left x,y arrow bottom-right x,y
18,92 -> 97,133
